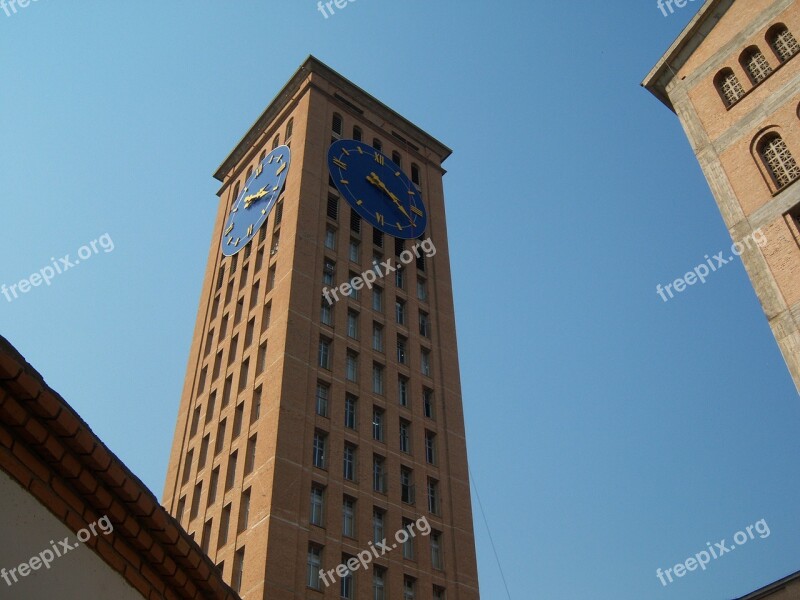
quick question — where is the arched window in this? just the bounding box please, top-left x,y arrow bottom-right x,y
411,164 -> 421,185
272,134 -> 280,150
392,151 -> 402,167
332,113 -> 343,137
715,69 -> 745,107
741,46 -> 773,84
768,24 -> 800,62
246,166 -> 253,180
285,118 -> 294,142
231,182 -> 240,209
353,126 -> 362,141
759,134 -> 800,188
372,138 -> 382,152
259,150 -> 266,162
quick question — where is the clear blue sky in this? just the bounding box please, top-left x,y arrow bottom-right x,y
1,2 -> 799,599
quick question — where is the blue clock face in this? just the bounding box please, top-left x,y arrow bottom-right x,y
221,145 -> 291,256
327,140 -> 427,239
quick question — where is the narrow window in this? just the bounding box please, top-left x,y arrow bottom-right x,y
760,134 -> 800,188
741,46 -> 773,84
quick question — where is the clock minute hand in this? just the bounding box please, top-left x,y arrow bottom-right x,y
243,187 -> 268,208
366,173 -> 414,222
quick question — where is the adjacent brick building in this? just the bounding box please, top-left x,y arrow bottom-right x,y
643,0 -> 800,393
0,335 -> 239,600
162,56 -> 480,599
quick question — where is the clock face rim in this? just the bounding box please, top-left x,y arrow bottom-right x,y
327,139 -> 427,240
221,144 -> 291,257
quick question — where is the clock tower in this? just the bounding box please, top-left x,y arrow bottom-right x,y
162,56 -> 481,599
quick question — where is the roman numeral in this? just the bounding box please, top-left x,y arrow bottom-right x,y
375,212 -> 385,225
224,223 -> 234,235
276,162 -> 287,176
333,158 -> 347,170
411,206 -> 423,216
374,153 -> 384,165
247,224 -> 254,236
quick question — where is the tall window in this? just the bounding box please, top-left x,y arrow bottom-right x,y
316,382 -> 330,417
285,118 -> 294,141
403,576 -> 416,600
419,312 -> 431,337
332,113 -> 343,137
433,585 -> 446,599
225,451 -> 238,491
372,323 -> 384,352
372,286 -> 383,311
372,407 -> 384,441
349,238 -> 360,262
431,531 -> 443,569
401,467 -> 415,504
428,478 -> 440,514
373,567 -> 387,600
741,47 -> 773,84
251,387 -> 261,424
353,126 -> 363,141
347,310 -> 359,339
373,455 -> 387,493
421,350 -> 431,377
238,488 -> 251,532
319,338 -> 332,370
760,134 -> 800,188
401,518 -> 415,559
343,444 -> 357,481
769,25 -> 800,62
396,300 -> 406,325
373,363 -> 384,394
425,431 -> 436,464
346,350 -> 359,382
307,544 -> 323,590
323,259 -> 336,285
218,504 -> 231,548
399,419 -> 411,453
325,227 -> 336,250
245,434 -> 257,475
345,395 -> 358,429
342,496 -> 356,537
321,298 -> 333,326
423,388 -> 434,419
411,164 -> 421,185
397,336 -> 408,364
372,508 -> 385,543
310,485 -> 325,527
398,376 -> 409,406
340,556 -> 354,599
232,548 -> 245,593
313,431 -> 327,469
372,138 -> 382,152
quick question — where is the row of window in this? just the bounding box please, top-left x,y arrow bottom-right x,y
311,434 -> 439,506
316,380 -> 435,419
312,399 -> 438,461
307,544 -> 446,599
324,223 -> 428,275
332,113 -> 422,186
318,338 -> 433,382
715,24 -> 799,107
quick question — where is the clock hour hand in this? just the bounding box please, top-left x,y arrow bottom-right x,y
243,187 -> 269,208
366,173 -> 413,222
